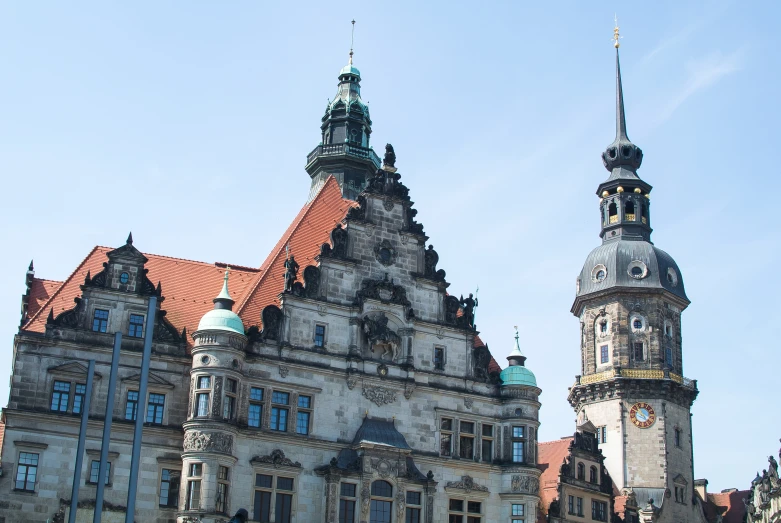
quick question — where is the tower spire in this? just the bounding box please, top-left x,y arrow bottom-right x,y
349,19 -> 356,65
614,19 -> 628,141
213,267 -> 235,310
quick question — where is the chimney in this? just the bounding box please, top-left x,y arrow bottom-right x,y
694,479 -> 708,500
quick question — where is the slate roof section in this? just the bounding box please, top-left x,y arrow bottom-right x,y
352,417 -> 411,450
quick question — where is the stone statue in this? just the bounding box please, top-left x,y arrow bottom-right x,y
769,455 -> 779,483
283,255 -> 299,293
424,245 -> 439,278
460,293 -> 477,328
383,143 -> 396,170
362,314 -> 401,361
331,224 -> 348,258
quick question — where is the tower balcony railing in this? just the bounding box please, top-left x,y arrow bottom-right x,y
306,143 -> 381,168
608,215 -> 618,224
624,213 -> 636,221
573,368 -> 697,390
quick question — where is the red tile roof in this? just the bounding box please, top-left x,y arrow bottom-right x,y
21,175 -> 501,371
27,278 -> 63,319
537,437 -> 573,520
0,416 -> 5,464
702,490 -> 748,523
235,176 -> 355,323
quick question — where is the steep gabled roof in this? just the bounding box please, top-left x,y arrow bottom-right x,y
537,437 -> 573,520
236,176 -> 355,325
27,278 -> 62,319
702,490 -> 748,523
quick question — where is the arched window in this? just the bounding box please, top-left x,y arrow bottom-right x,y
625,200 -> 635,220
370,480 -> 393,523
608,202 -> 618,224
642,201 -> 649,224
590,466 -> 598,483
577,462 -> 585,480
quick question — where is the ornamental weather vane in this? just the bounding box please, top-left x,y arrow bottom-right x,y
613,15 -> 622,48
349,19 -> 356,64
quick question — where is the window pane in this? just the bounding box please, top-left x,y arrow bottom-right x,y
249,404 -> 262,428
187,480 -> 201,510
271,407 -> 288,431
512,426 -> 525,438
298,395 -> 311,408
89,461 -> 110,485
467,501 -> 481,513
196,393 -> 210,417
272,391 -> 290,405
277,477 -> 294,491
513,441 -> 524,463
147,393 -> 165,424
449,516 -> 464,523
197,376 -> 211,389
460,421 -> 474,434
340,499 -> 356,523
189,463 -> 202,477
406,491 -> 421,505
125,391 -> 139,420
512,504 -> 525,516
254,490 -> 271,522
255,474 -> 273,488
459,436 -> 474,459
406,507 -> 421,523
440,433 -> 452,456
449,499 -> 464,511
223,396 -> 235,420
276,493 -> 293,523
441,418 -> 452,430
128,314 -> 144,338
315,325 -> 326,347
341,483 -> 357,497
225,378 -> 237,393
371,480 -> 393,497
250,387 -> 264,401
481,440 -> 493,462
370,500 -> 392,523
296,411 -> 310,435
51,381 -> 70,412
482,424 -> 493,437
92,309 -> 109,332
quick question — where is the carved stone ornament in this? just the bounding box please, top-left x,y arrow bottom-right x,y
445,475 -> 489,494
373,240 -> 397,267
346,374 -> 358,390
362,386 -> 397,406
250,449 -> 302,469
371,457 -> 398,478
464,397 -> 473,409
279,366 -> 289,378
355,274 -> 411,307
383,198 -> 395,212
363,313 -> 401,361
404,381 -> 416,400
347,195 -> 367,221
183,431 -> 233,454
511,475 -> 540,494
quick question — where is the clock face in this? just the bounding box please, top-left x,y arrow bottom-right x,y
629,402 -> 656,429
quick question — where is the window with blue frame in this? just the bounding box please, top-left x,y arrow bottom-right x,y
92,309 -> 109,332
128,314 -> 144,338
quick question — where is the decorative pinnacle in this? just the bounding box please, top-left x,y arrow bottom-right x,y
126,231 -> 133,245
613,15 -> 622,48
214,266 -> 234,309
349,20 -> 356,65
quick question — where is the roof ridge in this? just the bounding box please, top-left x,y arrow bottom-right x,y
94,245 -> 261,272
34,278 -> 64,284
538,437 -> 574,445
236,175 -> 344,314
23,245 -> 106,329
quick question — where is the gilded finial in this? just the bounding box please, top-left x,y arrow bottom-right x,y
349,20 -> 356,65
613,15 -> 622,49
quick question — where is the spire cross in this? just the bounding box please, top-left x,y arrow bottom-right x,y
514,325 -> 520,345
349,19 -> 356,64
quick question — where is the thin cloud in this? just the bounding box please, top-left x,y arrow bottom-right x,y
655,47 -> 744,124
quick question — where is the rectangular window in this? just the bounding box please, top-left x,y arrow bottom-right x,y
186,480 -> 201,510
314,324 -> 326,347
568,495 -> 574,515
159,468 -> 180,507
73,383 -> 86,414
633,342 -> 645,361
512,426 -> 525,463
600,344 -> 609,364
297,394 -> 312,435
434,347 -> 445,370
195,375 -> 211,418
89,460 -> 111,485
340,483 -> 357,523
125,390 -> 139,420
440,418 -> 453,456
592,500 -> 607,521
146,393 -> 165,424
675,427 -> 682,447
512,503 -> 525,523
196,393 -> 209,417
576,497 -> 583,517
406,491 -> 422,523
448,498 -> 481,523
600,321 -> 608,334
253,474 -> 294,523
665,346 -> 673,366
128,313 -> 144,338
481,424 -> 493,463
15,452 -> 38,491
223,378 -> 237,420
597,426 -> 607,444
249,386 -> 264,428
197,376 -> 211,389
51,380 -> 71,412
216,467 -> 230,515
271,391 -> 290,432
459,421 -> 475,460
92,309 -> 109,333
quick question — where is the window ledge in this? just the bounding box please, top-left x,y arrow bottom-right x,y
12,488 -> 37,496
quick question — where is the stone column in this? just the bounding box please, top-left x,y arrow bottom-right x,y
349,317 -> 363,357
324,472 -> 341,523
399,328 -> 414,367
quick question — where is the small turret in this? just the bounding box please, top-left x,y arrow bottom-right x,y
500,327 -> 537,387
196,269 -> 244,335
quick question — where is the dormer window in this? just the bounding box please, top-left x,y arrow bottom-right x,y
119,272 -> 129,284
577,462 -> 585,480
128,314 -> 144,338
92,309 -> 109,333
590,466 -> 598,483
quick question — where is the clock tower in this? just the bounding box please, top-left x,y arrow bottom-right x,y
568,26 -> 706,523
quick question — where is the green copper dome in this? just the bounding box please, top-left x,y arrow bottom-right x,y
197,308 -> 244,335
500,365 -> 537,387
500,329 -> 537,387
340,63 -> 361,77
196,270 -> 244,335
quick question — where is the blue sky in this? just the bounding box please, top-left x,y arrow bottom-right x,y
1,1 -> 778,491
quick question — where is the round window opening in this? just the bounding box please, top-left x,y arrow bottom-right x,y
200,355 -> 210,364
379,248 -> 392,264
596,270 -> 606,280
591,264 -> 608,283
633,319 -> 643,329
667,267 -> 679,287
631,266 -> 643,277
627,260 -> 648,279
120,272 -> 129,284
